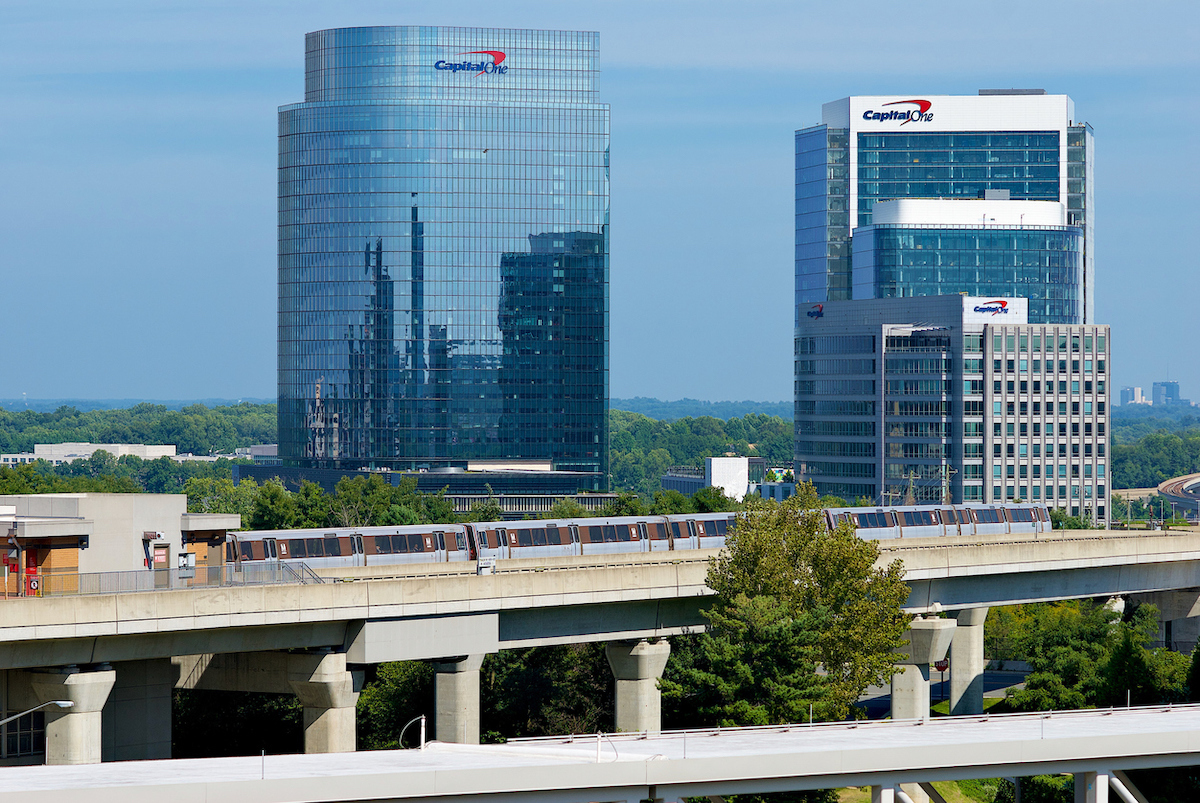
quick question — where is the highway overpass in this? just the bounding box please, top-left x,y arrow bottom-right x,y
3,529 -> 1200,766
1,705 -> 1194,803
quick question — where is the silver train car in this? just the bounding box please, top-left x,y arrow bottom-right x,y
226,503 -> 1051,569
824,503 -> 1051,540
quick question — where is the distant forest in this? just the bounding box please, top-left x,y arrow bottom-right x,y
8,398 -> 1200,494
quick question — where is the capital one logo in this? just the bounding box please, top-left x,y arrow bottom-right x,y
806,304 -> 824,319
973,299 -> 1009,315
435,50 -> 508,76
862,99 -> 933,125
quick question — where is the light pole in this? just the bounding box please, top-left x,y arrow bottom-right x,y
0,700 -> 73,729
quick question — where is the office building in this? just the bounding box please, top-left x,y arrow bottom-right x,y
278,26 -> 610,488
1120,387 -> 1148,406
794,296 -> 1110,525
1152,381 -> 1190,407
796,91 -> 1094,322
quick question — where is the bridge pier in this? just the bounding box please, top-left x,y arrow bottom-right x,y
1076,770 -> 1110,802
950,607 -> 988,716
1130,589 -> 1200,652
892,617 -> 955,722
29,666 -> 116,765
606,639 -> 670,733
288,651 -> 362,753
433,655 -> 485,744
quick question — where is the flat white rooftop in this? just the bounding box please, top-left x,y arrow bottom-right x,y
5,706 -> 1200,802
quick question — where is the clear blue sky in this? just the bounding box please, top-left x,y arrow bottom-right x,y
1,1 -> 1196,402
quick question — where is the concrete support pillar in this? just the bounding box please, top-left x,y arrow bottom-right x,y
871,786 -> 896,803
605,639 -> 671,734
29,666 -> 116,765
287,651 -> 362,754
950,607 -> 989,716
891,617 -> 955,722
102,658 -> 176,761
1076,771 -> 1110,803
432,655 -> 484,744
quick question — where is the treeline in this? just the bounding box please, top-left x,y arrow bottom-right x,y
185,473 -> 744,531
0,402 -> 275,455
0,456 -> 241,496
1112,430 -> 1200,489
611,410 -> 792,498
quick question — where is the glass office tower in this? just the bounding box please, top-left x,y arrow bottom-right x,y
278,27 -> 610,483
796,92 -> 1094,324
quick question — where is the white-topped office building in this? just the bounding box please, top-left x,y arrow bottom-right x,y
796,90 -> 1094,323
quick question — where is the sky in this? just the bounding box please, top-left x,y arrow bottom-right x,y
0,0 -> 1197,403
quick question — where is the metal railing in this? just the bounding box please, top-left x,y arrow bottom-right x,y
16,562 -> 323,598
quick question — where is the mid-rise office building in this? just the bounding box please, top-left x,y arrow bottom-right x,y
794,296 -> 1110,525
278,26 -> 609,487
1120,387 -> 1148,406
796,91 -> 1094,323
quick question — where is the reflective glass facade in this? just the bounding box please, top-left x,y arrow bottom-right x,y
855,131 -> 1060,226
278,27 -> 609,483
853,225 -> 1083,324
795,126 -> 850,316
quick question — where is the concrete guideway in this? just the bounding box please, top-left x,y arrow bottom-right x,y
1,705 -> 1194,802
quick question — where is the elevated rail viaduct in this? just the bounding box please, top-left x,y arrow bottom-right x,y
2,529 -> 1199,768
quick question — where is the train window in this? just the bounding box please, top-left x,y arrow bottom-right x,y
240,541 -> 256,561
545,526 -> 562,545
973,509 -> 1002,524
289,540 -> 307,559
531,528 -> 547,546
226,542 -> 235,562
325,538 -> 343,557
901,511 -> 937,527
939,511 -> 957,525
602,525 -> 618,543
712,519 -> 727,536
371,537 -> 391,555
306,539 -> 324,558
1008,509 -> 1034,523
854,512 -> 891,528
671,522 -> 685,540
392,535 -> 410,553
616,526 -> 632,542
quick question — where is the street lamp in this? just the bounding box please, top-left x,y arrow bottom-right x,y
0,700 -> 73,729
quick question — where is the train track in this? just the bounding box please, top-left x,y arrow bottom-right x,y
1156,472 -> 1200,510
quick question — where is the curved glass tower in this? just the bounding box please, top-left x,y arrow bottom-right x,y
278,26 -> 609,484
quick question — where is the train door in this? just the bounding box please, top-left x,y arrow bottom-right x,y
351,533 -> 366,567
568,525 -> 581,556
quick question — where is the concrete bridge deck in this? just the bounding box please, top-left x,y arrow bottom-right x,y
3,705 -> 1196,802
2,529 -> 1200,669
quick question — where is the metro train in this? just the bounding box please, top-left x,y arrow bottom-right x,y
225,502 -> 1052,571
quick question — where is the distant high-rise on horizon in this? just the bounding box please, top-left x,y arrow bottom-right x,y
795,91 -> 1094,324
277,26 -> 610,485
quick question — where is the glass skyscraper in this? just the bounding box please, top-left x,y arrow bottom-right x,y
796,92 -> 1094,324
278,26 -> 610,483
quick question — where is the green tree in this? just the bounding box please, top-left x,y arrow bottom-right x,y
692,485 -> 741,513
538,498 -> 592,520
247,480 -> 297,530
1188,646 -> 1200,702
650,489 -> 694,514
356,662 -> 435,749
664,486 -> 910,725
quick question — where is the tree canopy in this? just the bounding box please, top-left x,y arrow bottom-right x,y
662,485 -> 911,725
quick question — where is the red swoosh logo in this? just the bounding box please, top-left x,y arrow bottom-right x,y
985,300 -> 1008,308
459,50 -> 506,75
883,98 -> 932,114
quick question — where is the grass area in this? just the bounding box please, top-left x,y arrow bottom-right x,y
837,780 -> 1004,802
930,696 -> 1007,716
